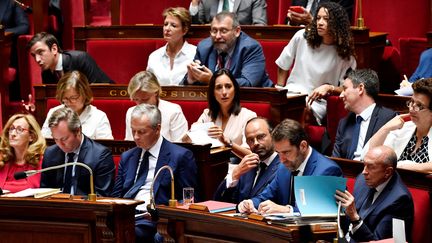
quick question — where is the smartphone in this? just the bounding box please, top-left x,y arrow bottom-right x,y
289,6 -> 304,14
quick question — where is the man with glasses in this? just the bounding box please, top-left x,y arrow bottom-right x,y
333,69 -> 396,160
41,107 -> 115,196
27,32 -> 114,84
364,78 -> 432,171
183,11 -> 273,87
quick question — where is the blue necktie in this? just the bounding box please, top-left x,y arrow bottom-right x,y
348,116 -> 363,159
63,152 -> 75,194
288,170 -> 300,206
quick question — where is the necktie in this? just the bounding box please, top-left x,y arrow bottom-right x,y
348,116 -> 363,159
217,52 -> 227,70
134,151 -> 151,184
288,170 -> 300,206
63,152 -> 75,194
362,188 -> 377,210
253,162 -> 267,188
55,70 -> 63,81
310,0 -> 319,15
222,0 -> 230,11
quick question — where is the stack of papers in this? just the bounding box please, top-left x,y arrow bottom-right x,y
187,122 -> 224,148
2,188 -> 61,198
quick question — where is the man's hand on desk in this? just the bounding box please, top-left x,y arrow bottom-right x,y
258,200 -> 291,215
238,199 -> 258,214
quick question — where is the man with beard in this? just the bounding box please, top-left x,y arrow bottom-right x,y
214,117 -> 280,203
183,11 -> 273,87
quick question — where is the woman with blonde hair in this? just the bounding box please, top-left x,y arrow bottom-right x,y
41,70 -> 113,139
0,114 -> 46,192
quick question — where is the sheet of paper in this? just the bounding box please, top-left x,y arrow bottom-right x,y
2,188 -> 60,198
395,86 -> 413,96
187,122 -> 224,148
393,218 -> 406,243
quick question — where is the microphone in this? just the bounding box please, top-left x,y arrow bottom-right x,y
147,165 -> 177,221
335,201 -> 348,243
14,0 -> 33,14
14,162 -> 97,201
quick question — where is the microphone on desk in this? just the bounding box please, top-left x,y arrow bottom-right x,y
14,162 -> 97,201
14,0 -> 33,14
147,165 -> 177,221
335,201 -> 348,243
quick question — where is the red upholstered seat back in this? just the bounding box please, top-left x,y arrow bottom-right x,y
346,177 -> 355,193
260,40 -> 287,84
169,100 -> 208,127
266,0 -> 278,25
113,155 -> 121,176
120,0 -> 188,25
409,187 -> 431,243
60,0 -> 85,50
17,35 -> 43,99
399,38 -> 428,78
326,96 -> 348,143
86,39 -> 165,84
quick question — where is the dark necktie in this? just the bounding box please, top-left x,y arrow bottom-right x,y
222,0 -> 230,11
134,151 -> 151,184
55,70 -> 63,81
362,188 -> 377,211
253,162 -> 268,188
348,116 -> 363,159
63,152 -> 75,194
217,52 -> 227,70
288,170 -> 300,206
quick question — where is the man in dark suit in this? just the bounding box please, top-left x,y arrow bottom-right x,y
183,12 -> 273,87
214,117 -> 280,203
41,107 -> 115,196
238,119 -> 343,214
111,104 -> 197,243
333,69 -> 397,160
27,32 -> 114,84
335,146 -> 414,242
286,0 -> 354,25
189,0 -> 267,25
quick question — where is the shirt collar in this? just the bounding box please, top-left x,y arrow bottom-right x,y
262,152 -> 277,166
296,146 -> 312,176
144,135 -> 163,159
55,53 -> 63,71
358,103 -> 376,121
374,175 -> 392,195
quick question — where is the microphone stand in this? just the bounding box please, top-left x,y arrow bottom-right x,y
147,165 -> 177,220
14,0 -> 33,14
15,162 -> 97,201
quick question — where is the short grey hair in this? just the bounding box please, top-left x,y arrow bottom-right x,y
131,104 -> 161,129
213,11 -> 240,29
48,107 -> 81,134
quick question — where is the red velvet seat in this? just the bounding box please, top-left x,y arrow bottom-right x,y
408,187 -> 431,243
260,40 -> 287,84
399,37 -> 428,78
17,35 -> 43,99
120,0 -> 188,25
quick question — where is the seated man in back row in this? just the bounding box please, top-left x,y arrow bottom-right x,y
183,12 -> 273,87
27,32 -> 114,84
238,119 -> 343,214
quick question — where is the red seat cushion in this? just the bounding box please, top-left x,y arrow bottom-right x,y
408,187 -> 431,243
260,40 -> 287,84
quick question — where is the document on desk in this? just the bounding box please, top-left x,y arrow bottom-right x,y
294,176 -> 347,217
187,122 -> 224,148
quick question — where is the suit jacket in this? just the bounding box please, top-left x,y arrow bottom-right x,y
111,139 -> 198,206
183,32 -> 273,87
332,105 -> 397,159
0,0 -> 29,36
192,0 -> 267,25
214,155 -> 280,203
251,148 -> 343,208
40,136 -> 115,196
42,50 -> 114,84
348,173 -> 414,242
290,0 -> 354,22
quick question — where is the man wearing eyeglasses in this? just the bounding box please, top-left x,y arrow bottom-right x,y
333,69 -> 396,160
183,11 -> 273,87
364,78 -> 432,172
41,107 -> 115,196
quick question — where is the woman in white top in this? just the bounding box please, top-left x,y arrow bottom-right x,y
188,69 -> 257,158
276,2 -> 356,125
147,7 -> 196,86
41,71 -> 113,139
125,71 -> 188,142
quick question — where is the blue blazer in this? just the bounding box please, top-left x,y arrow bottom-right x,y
183,32 -> 273,87
349,173 -> 414,242
111,139 -> 198,206
332,105 -> 396,159
41,136 -> 115,196
251,148 -> 343,208
0,0 -> 29,36
214,155 -> 280,203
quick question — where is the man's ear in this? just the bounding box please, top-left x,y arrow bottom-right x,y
51,43 -> 59,54
357,83 -> 365,95
234,26 -> 241,37
299,140 -> 308,152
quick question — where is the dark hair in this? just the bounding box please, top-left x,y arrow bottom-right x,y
412,78 -> 432,110
56,71 -> 93,106
347,69 -> 380,100
246,117 -> 273,133
272,119 -> 308,147
305,2 -> 354,60
207,69 -> 241,121
48,107 -> 82,134
26,32 -> 62,52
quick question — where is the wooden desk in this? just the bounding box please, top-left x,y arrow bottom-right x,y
377,94 -> 410,114
0,196 -> 139,242
156,205 -> 337,243
73,25 -> 387,70
33,84 -> 306,127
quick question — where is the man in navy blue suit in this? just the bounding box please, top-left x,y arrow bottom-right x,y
214,117 -> 280,203
111,104 -> 197,243
41,107 -> 115,196
335,146 -> 413,242
238,119 -> 343,214
333,69 -> 396,160
183,12 -> 273,87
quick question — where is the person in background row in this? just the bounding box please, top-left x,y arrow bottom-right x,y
336,146 -> 413,242
183,11 -> 273,87
189,0 -> 267,25
365,78 -> 432,172
41,71 -> 113,140
400,48 -> 432,87
27,32 -> 114,84
277,2 -> 356,125
41,107 -> 115,196
0,114 -> 46,193
125,71 -> 188,142
333,69 -> 396,160
147,7 -> 196,86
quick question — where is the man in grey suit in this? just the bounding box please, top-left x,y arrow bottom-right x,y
189,0 -> 267,25
333,69 -> 397,160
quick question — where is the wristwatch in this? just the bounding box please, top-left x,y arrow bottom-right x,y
351,216 -> 362,226
225,139 -> 233,148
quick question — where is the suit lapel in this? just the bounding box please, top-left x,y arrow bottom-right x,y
361,176 -> 396,219
233,0 -> 241,13
251,157 -> 279,195
153,140 -> 171,200
303,149 -> 317,176
365,106 -> 380,142
123,148 -> 144,198
209,50 -> 218,72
